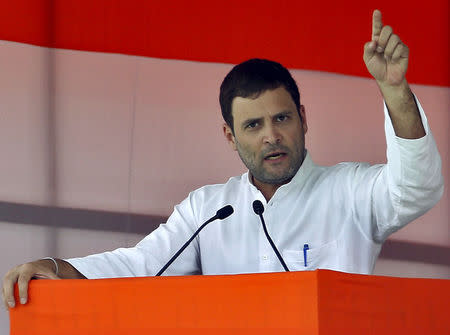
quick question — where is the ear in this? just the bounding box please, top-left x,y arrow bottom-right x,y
223,123 -> 237,151
300,105 -> 308,134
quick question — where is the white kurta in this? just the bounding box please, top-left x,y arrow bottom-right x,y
67,97 -> 443,278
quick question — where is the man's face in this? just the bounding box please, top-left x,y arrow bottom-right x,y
223,86 -> 307,186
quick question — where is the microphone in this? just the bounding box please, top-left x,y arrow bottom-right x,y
252,200 -> 289,272
155,205 -> 234,276
252,200 -> 264,215
216,205 -> 234,220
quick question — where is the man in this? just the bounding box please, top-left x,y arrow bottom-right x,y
2,10 -> 443,309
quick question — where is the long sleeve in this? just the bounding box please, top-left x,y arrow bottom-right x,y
354,95 -> 444,243
66,195 -> 202,278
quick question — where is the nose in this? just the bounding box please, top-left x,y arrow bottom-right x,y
262,124 -> 281,145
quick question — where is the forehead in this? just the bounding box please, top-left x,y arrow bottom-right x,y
231,87 -> 297,122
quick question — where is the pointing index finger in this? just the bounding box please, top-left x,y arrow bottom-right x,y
372,9 -> 383,41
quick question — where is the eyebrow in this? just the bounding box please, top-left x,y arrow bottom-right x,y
274,110 -> 294,117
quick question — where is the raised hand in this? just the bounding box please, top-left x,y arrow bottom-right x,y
363,10 -> 409,86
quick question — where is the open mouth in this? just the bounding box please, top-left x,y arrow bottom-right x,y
264,152 -> 287,160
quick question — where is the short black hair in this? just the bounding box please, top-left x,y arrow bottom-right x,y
219,58 -> 301,132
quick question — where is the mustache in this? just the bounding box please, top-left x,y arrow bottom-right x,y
260,144 -> 290,158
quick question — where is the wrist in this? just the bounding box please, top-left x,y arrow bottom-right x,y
377,79 -> 415,112
376,78 -> 409,95
40,257 -> 59,276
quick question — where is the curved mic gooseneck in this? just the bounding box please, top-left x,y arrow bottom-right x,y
155,205 -> 234,276
252,200 -> 289,272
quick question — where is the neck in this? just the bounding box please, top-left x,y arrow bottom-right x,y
251,175 -> 288,202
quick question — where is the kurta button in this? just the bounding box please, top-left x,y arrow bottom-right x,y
262,255 -> 268,260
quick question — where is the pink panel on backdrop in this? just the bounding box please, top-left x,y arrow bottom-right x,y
53,50 -> 137,211
0,42 -> 53,204
0,0 -> 448,86
0,42 -> 447,245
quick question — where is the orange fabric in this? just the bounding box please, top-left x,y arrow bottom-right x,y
0,0 -> 448,86
10,270 -> 449,334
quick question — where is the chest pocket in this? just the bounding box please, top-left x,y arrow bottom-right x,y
282,240 -> 339,271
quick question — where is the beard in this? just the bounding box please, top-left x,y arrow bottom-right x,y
236,141 -> 305,185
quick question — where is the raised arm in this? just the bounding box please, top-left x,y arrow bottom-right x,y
363,9 -> 425,139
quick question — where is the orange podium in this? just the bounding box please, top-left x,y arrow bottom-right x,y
10,270 -> 449,334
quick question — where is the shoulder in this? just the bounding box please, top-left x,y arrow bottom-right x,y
167,174 -> 248,226
189,173 -> 248,203
175,173 -> 249,219
309,161 -> 385,187
312,160 -> 369,176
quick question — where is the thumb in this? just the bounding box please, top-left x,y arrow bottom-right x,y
363,40 -> 377,63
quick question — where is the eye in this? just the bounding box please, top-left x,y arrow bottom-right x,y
276,114 -> 289,122
245,121 -> 259,129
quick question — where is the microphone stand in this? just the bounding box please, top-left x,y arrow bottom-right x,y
253,200 -> 289,272
156,205 -> 233,276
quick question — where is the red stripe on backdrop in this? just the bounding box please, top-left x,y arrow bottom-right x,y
0,0 -> 448,86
